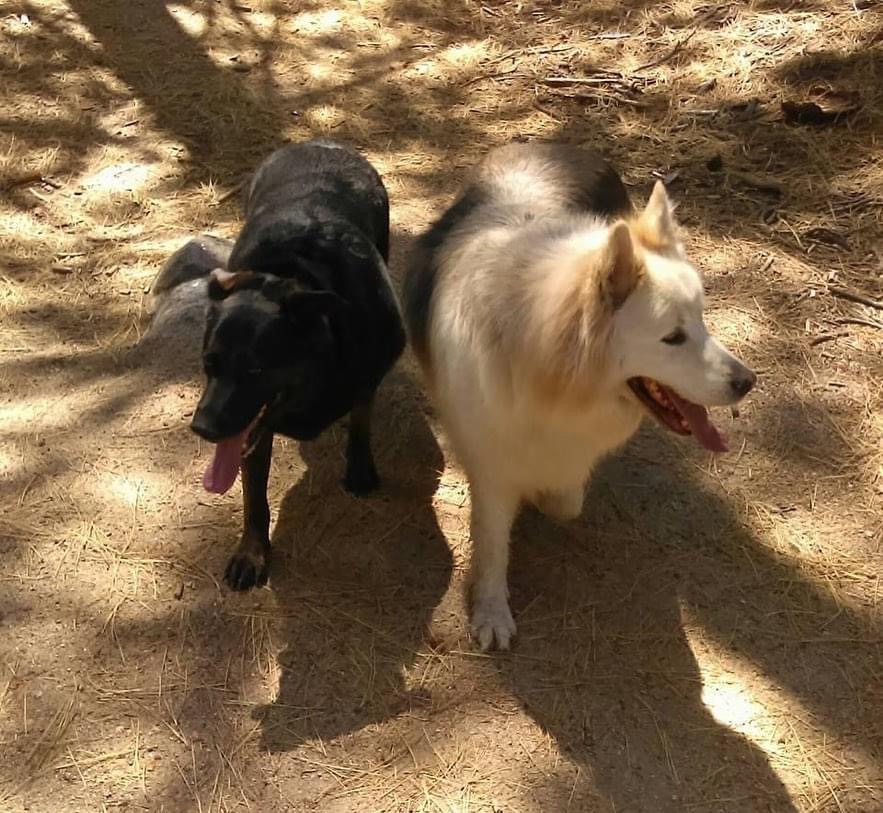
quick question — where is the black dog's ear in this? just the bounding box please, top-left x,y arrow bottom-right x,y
208,268 -> 258,300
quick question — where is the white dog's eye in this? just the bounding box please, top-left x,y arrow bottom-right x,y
662,328 -> 687,345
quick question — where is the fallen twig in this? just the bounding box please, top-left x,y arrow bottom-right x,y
542,70 -> 647,107
834,316 -> 883,330
634,27 -> 699,72
634,4 -> 728,72
215,178 -> 247,205
810,332 -> 848,347
543,76 -> 621,86
729,171 -> 783,196
547,88 -> 643,107
464,71 -> 527,87
485,44 -> 576,66
828,285 -> 883,311
541,73 -> 647,87
2,172 -> 62,191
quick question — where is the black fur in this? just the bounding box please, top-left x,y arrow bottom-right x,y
403,142 -> 631,362
189,139 -> 405,590
403,185 -> 489,364
538,143 -> 632,218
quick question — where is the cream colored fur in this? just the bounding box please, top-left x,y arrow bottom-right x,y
418,151 -> 752,650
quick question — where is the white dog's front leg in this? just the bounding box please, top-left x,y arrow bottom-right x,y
468,480 -> 520,651
534,485 -> 584,522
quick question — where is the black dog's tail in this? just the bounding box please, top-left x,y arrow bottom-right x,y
151,235 -> 234,296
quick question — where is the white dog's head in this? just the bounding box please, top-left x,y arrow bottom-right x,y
523,181 -> 755,451
600,182 -> 755,450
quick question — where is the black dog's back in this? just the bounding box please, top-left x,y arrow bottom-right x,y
232,140 -> 390,271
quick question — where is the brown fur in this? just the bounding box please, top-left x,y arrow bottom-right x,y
627,181 -> 682,256
521,221 -> 651,407
208,268 -> 258,298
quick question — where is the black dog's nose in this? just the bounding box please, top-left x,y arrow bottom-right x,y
190,411 -> 222,442
730,369 -> 757,398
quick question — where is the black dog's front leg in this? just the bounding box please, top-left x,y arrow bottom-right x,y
225,431 -> 274,590
344,390 -> 380,495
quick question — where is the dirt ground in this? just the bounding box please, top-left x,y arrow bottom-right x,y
1,1 -> 882,811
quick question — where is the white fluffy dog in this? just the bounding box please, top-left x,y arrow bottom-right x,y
404,143 -> 756,650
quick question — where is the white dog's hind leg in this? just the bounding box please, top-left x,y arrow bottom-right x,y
533,486 -> 584,522
468,480 -> 520,651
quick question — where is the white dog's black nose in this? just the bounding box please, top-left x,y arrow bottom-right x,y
730,368 -> 757,398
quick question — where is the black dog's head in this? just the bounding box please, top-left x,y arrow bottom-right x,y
190,268 -> 345,446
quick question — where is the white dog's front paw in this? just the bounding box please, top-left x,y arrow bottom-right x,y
470,594 -> 517,651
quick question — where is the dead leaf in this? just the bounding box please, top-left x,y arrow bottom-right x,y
803,227 -> 850,250
706,154 -> 723,172
696,78 -> 717,93
730,171 -> 783,197
782,91 -> 860,125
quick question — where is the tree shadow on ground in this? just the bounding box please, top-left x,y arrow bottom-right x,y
3,0 -> 283,188
253,366 -> 454,750
63,0 -> 285,175
497,429 -> 881,812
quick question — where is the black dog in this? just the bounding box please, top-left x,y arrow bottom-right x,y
188,139 -> 405,590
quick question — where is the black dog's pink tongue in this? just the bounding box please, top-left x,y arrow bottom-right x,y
202,429 -> 249,494
668,390 -> 729,453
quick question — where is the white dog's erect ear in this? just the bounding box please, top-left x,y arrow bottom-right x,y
599,221 -> 640,309
637,180 -> 678,248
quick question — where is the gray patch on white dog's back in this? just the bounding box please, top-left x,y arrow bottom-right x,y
403,184 -> 489,360
478,142 -> 632,218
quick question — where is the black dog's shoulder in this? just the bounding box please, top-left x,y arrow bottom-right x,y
228,217 -> 385,304
213,140 -> 404,440
228,140 -> 399,339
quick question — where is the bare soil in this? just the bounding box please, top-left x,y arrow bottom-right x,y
1,1 -> 881,811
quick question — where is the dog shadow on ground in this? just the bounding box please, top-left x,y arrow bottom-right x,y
252,365 -> 454,750
496,428 -> 879,812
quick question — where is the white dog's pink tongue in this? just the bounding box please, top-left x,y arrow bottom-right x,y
202,429 -> 249,494
668,390 -> 729,453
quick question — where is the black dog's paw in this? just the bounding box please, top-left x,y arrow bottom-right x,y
344,462 -> 380,496
224,551 -> 268,591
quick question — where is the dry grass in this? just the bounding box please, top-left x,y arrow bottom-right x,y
1,0 -> 882,811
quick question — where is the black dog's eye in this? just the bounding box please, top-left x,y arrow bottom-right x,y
662,328 -> 687,345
